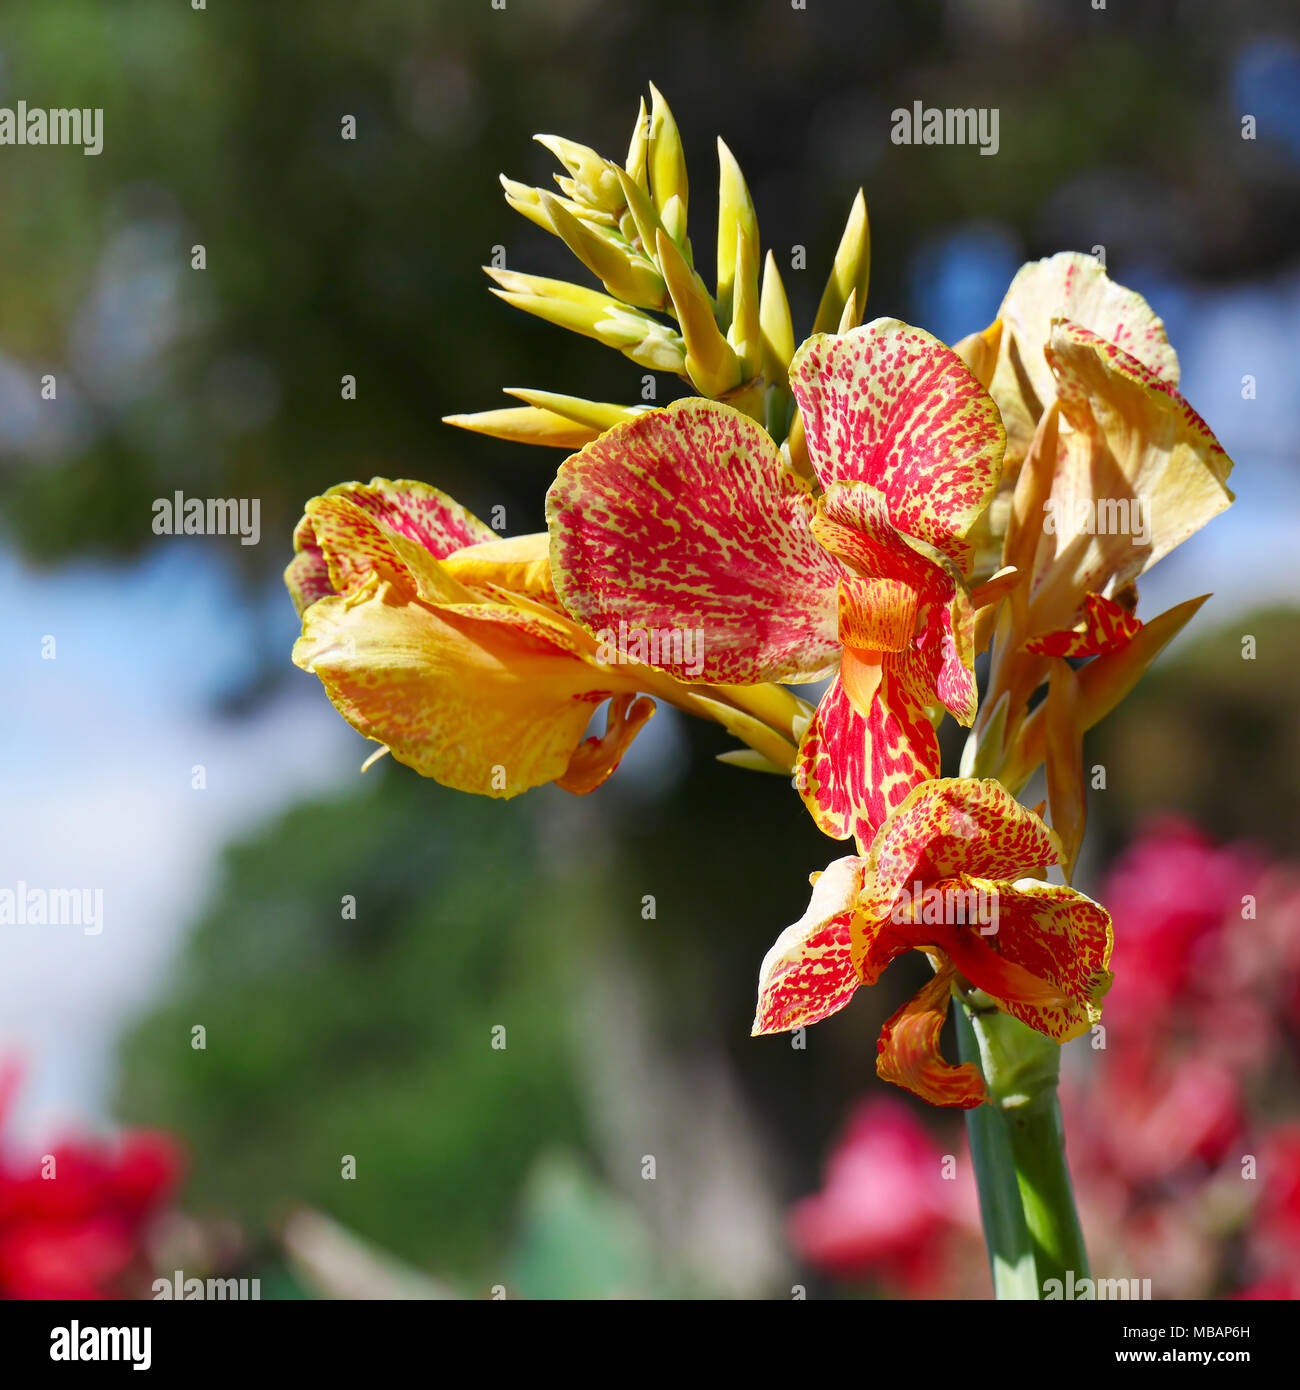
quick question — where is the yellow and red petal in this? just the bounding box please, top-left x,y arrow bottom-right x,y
292,575 -> 637,797
856,777 -> 1061,925
967,877 -> 1114,1042
875,967 -> 986,1109
752,857 -> 867,1035
1025,591 -> 1143,657
285,478 -> 495,615
795,667 -> 939,852
788,318 -> 1005,564
547,398 -> 845,683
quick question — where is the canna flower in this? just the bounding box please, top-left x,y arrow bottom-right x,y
752,778 -> 1113,1108
548,318 -> 1004,845
287,478 -> 805,797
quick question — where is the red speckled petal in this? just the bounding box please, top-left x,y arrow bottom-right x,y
856,778 -> 1062,925
789,318 -> 1005,563
971,877 -> 1114,1042
1025,591 -> 1144,657
547,399 -> 844,683
875,967 -> 986,1109
751,857 -> 867,1035
285,478 -> 496,614
795,666 -> 939,851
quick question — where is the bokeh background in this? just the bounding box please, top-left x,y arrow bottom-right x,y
2,0 -> 1299,1298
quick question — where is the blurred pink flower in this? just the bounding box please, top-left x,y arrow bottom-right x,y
1101,817 -> 1256,1034
788,1096 -> 976,1291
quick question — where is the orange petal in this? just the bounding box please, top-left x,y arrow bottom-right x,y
876,967 -> 986,1109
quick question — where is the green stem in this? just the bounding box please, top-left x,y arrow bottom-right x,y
954,988 -> 1090,1299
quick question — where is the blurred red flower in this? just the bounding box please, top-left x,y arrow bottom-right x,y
0,1062 -> 183,1299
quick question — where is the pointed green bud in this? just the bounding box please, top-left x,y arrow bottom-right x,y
812,189 -> 870,335
613,166 -> 665,261
715,138 -> 758,315
759,251 -> 796,387
534,134 -> 625,214
489,272 -> 685,373
442,405 -> 602,449
836,289 -> 859,335
726,223 -> 761,379
625,96 -> 650,190
647,84 -> 688,226
486,266 -> 618,313
656,227 -> 740,397
501,176 -> 615,232
502,388 -> 641,433
659,193 -> 688,249
538,190 -> 667,311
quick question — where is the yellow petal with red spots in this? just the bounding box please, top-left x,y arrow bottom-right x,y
875,967 -> 986,1109
752,857 -> 867,1035
547,399 -> 845,684
285,478 -> 495,615
292,573 -> 640,798
789,318 -> 1005,566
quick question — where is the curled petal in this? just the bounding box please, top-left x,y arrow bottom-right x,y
752,857 -> 867,1035
992,252 -> 1179,467
789,318 -> 1005,564
1027,321 -> 1233,631
547,399 -> 844,683
555,693 -> 656,794
285,479 -> 495,615
876,967 -> 986,1109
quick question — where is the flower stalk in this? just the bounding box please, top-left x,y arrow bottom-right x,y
955,986 -> 1091,1298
